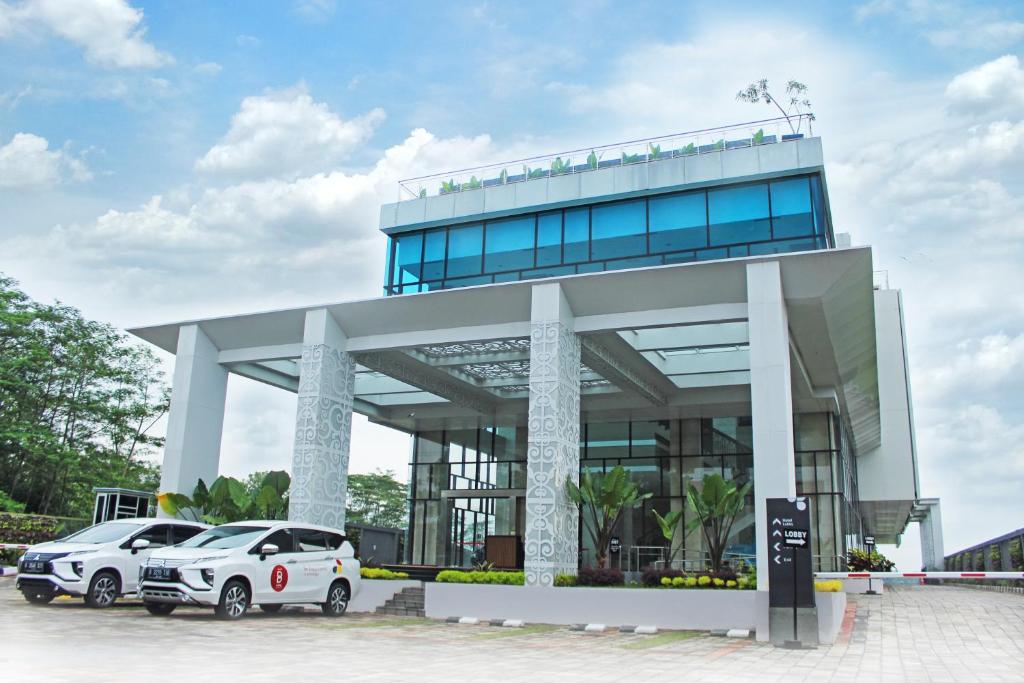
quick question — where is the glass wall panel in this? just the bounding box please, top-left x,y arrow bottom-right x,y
422,229 -> 446,281
708,184 -> 771,245
585,421 -> 629,461
649,192 -> 708,253
631,420 -> 671,459
536,212 -> 562,267
770,177 -> 813,238
485,216 -> 535,272
591,200 -> 646,260
395,232 -> 423,287
446,224 -> 483,277
563,208 -> 589,263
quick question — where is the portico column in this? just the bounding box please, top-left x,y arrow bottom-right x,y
158,324 -> 228,514
524,283 -> 581,587
288,309 -> 355,528
747,261 -> 797,591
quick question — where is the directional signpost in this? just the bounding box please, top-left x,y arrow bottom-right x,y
863,535 -> 878,595
767,497 -> 816,648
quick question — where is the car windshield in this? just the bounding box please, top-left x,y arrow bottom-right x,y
178,525 -> 270,549
60,522 -> 140,544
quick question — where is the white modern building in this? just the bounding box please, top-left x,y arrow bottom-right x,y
130,117 -> 940,591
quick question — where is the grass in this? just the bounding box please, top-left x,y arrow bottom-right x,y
619,630 -> 703,650
471,624 -> 559,640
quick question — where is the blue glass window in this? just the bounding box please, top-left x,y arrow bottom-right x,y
810,176 -> 827,239
395,232 -> 423,286
591,200 -> 646,260
385,237 -> 395,292
422,229 -> 446,281
564,208 -> 589,263
446,224 -> 483,277
770,178 -> 813,238
708,185 -> 770,245
536,212 -> 562,267
485,217 -> 534,272
649,192 -> 707,253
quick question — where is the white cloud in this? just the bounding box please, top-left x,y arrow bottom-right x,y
0,0 -> 172,69
926,21 -> 1024,50
194,62 -> 222,78
919,334 -> 1024,398
292,0 -> 335,22
945,55 -> 1024,115
195,86 -> 386,179
0,132 -> 91,189
235,34 -> 260,48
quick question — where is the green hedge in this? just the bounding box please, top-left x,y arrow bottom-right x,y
361,567 -> 410,580
0,512 -> 89,564
435,570 -> 525,585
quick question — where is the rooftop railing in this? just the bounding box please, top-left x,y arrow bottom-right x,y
398,114 -> 815,200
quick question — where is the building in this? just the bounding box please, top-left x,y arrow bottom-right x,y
130,116 -> 938,589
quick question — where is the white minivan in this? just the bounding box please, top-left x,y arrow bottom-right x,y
16,518 -> 209,607
138,520 -> 361,619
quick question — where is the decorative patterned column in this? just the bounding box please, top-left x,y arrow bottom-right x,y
289,309 -> 355,528
524,283 -> 581,587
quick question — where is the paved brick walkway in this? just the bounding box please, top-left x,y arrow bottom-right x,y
1,580 -> 1022,681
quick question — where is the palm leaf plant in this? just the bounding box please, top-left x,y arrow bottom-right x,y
651,508 -> 683,567
648,143 -> 662,159
685,473 -> 751,572
566,465 -> 652,568
550,156 -> 572,175
586,150 -> 598,170
463,175 -> 482,190
158,470 -> 291,525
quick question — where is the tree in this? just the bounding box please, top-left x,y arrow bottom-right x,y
0,275 -> 165,517
346,470 -> 407,529
736,79 -> 813,134
686,473 -> 751,572
566,465 -> 652,568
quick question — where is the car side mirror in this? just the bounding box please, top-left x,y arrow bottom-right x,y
131,538 -> 150,554
259,543 -> 279,560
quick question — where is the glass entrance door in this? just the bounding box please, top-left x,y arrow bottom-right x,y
446,494 -> 524,567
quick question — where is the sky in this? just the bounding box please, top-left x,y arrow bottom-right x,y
1,0 -> 1022,571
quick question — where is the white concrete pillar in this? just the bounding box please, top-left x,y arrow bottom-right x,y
288,309 -> 356,528
524,283 -> 581,587
159,324 -> 228,512
917,499 -> 944,571
747,261 -> 797,591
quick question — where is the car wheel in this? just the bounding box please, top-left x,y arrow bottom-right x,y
22,589 -> 55,605
321,581 -> 349,617
215,579 -> 250,620
85,571 -> 120,608
144,602 -> 177,616
259,603 -> 283,614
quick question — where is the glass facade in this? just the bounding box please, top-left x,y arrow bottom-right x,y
404,412 -> 858,572
384,174 -> 830,295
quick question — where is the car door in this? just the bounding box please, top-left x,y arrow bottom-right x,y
252,528 -> 297,604
293,528 -> 334,601
122,524 -> 171,591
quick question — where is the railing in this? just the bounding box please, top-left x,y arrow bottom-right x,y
398,114 -> 815,200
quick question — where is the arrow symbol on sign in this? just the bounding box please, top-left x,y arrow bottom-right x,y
772,518 -> 782,526
774,542 -> 781,552
774,555 -> 782,565
772,530 -> 782,537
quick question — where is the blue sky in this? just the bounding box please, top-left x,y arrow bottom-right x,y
1,0 -> 1023,570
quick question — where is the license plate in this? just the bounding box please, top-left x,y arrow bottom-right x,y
23,561 -> 45,573
147,567 -> 173,580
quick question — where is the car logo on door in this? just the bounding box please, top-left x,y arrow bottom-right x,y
271,565 -> 288,592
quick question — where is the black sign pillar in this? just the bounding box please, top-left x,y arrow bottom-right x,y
767,497 -> 816,647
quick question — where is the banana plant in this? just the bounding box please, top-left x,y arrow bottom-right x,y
440,179 -> 459,194
681,142 -> 696,155
622,151 -> 642,164
463,175 -> 482,190
158,471 -> 291,525
566,465 -> 652,568
524,165 -> 546,180
752,128 -> 765,144
550,156 -> 572,175
685,473 -> 751,572
586,150 -> 598,170
652,508 -> 683,567
648,143 -> 662,159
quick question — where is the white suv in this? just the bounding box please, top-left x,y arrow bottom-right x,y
16,518 -> 209,608
138,520 -> 361,619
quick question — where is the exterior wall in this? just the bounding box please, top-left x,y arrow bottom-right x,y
381,137 -> 826,233
348,580 -> 422,613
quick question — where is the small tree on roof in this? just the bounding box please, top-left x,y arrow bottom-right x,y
736,79 -> 814,134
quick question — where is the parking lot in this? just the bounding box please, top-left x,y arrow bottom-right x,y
2,580 -> 1023,681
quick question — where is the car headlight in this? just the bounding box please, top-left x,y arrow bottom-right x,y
71,562 -> 84,577
200,568 -> 215,586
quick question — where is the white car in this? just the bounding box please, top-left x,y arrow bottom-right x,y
16,518 -> 209,608
138,520 -> 361,619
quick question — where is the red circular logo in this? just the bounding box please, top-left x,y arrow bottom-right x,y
271,565 -> 288,592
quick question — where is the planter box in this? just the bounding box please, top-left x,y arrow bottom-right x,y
349,579 -> 422,613
815,591 -> 847,644
425,583 -> 757,630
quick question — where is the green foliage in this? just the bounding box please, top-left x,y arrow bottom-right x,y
0,489 -> 25,513
158,470 -> 290,524
361,567 -> 410,580
712,139 -> 724,151
524,165 -> 546,180
685,473 -> 751,572
621,151 -> 642,164
736,78 -> 813,134
651,508 -> 683,565
681,142 -> 696,155
440,179 -> 459,194
752,128 -> 765,144
566,465 -> 652,568
435,570 -> 525,585
847,548 -> 896,572
550,156 -> 572,175
418,188 -> 427,198
554,573 -> 577,587
586,150 -> 598,169
0,275 -> 165,518
648,143 -> 661,158
463,175 -> 482,190
346,469 -> 407,529
499,168 -> 508,184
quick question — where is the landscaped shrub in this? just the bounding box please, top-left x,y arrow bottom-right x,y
641,567 -> 686,587
360,567 -> 410,580
435,570 -> 525,585
577,566 -> 625,586
815,580 -> 843,593
554,573 -> 577,587
649,568 -> 752,589
848,548 -> 896,572
0,512 -> 87,565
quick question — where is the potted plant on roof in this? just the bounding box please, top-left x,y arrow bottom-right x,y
649,142 -> 663,160
736,78 -> 814,135
463,175 -> 482,190
586,150 -> 598,170
550,156 -> 572,176
440,179 -> 459,194
499,168 -> 508,184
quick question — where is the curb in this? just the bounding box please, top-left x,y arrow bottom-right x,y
0,567 -> 17,577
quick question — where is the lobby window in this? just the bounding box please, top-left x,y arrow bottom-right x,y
649,191 -> 708,253
446,224 -> 483,277
485,216 -> 535,272
591,200 -> 646,260
708,184 -> 771,246
770,177 -> 814,239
